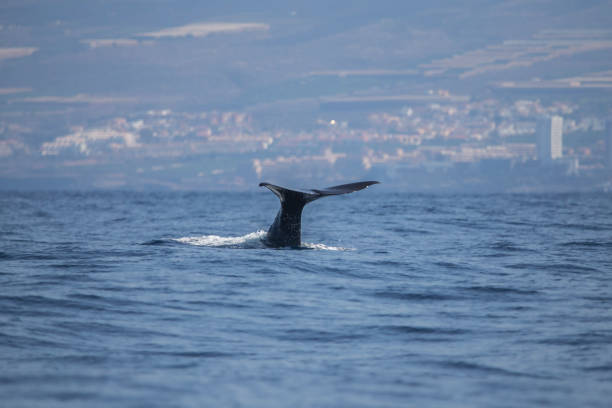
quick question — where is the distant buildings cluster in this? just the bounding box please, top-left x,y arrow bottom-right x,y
2,91 -> 611,190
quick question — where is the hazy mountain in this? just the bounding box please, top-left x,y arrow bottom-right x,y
1,0 -> 611,190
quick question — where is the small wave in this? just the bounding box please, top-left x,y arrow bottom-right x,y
489,240 -> 532,252
436,360 -> 546,378
0,332 -> 66,349
434,261 -> 471,271
583,364 -> 612,372
141,239 -> 173,246
0,253 -> 61,261
389,227 -> 431,234
381,325 -> 469,335
141,350 -> 236,358
373,290 -> 460,302
278,328 -> 366,342
560,240 -> 612,248
464,286 -> 539,295
538,333 -> 612,346
506,262 -> 599,273
550,223 -> 608,231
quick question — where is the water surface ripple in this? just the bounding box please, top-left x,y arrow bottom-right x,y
1,192 -> 611,407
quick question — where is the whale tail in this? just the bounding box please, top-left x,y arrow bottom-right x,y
259,181 -> 379,247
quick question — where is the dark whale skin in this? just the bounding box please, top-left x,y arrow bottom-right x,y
259,181 -> 379,248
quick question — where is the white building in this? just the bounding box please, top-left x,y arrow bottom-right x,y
537,116 -> 563,162
607,119 -> 612,169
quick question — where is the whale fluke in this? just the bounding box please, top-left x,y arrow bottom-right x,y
259,181 -> 379,247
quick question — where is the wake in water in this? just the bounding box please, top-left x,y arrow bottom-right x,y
168,230 -> 351,251
173,230 -> 268,249
301,242 -> 353,251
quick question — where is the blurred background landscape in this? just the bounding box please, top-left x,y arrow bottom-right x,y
1,0 -> 612,191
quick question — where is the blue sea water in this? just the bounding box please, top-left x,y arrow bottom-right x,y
1,191 -> 611,407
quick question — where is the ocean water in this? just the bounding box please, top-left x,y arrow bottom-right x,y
1,191 -> 611,407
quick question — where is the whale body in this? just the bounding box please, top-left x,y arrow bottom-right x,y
259,181 -> 379,247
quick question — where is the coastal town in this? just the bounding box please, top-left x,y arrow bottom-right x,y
2,89 -> 610,191
1,13 -> 612,191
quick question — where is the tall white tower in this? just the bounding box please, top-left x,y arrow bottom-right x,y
607,119 -> 612,169
537,116 -> 563,162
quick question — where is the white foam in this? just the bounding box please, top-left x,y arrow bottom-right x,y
173,230 -> 268,248
301,242 -> 354,251
173,230 -> 353,251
